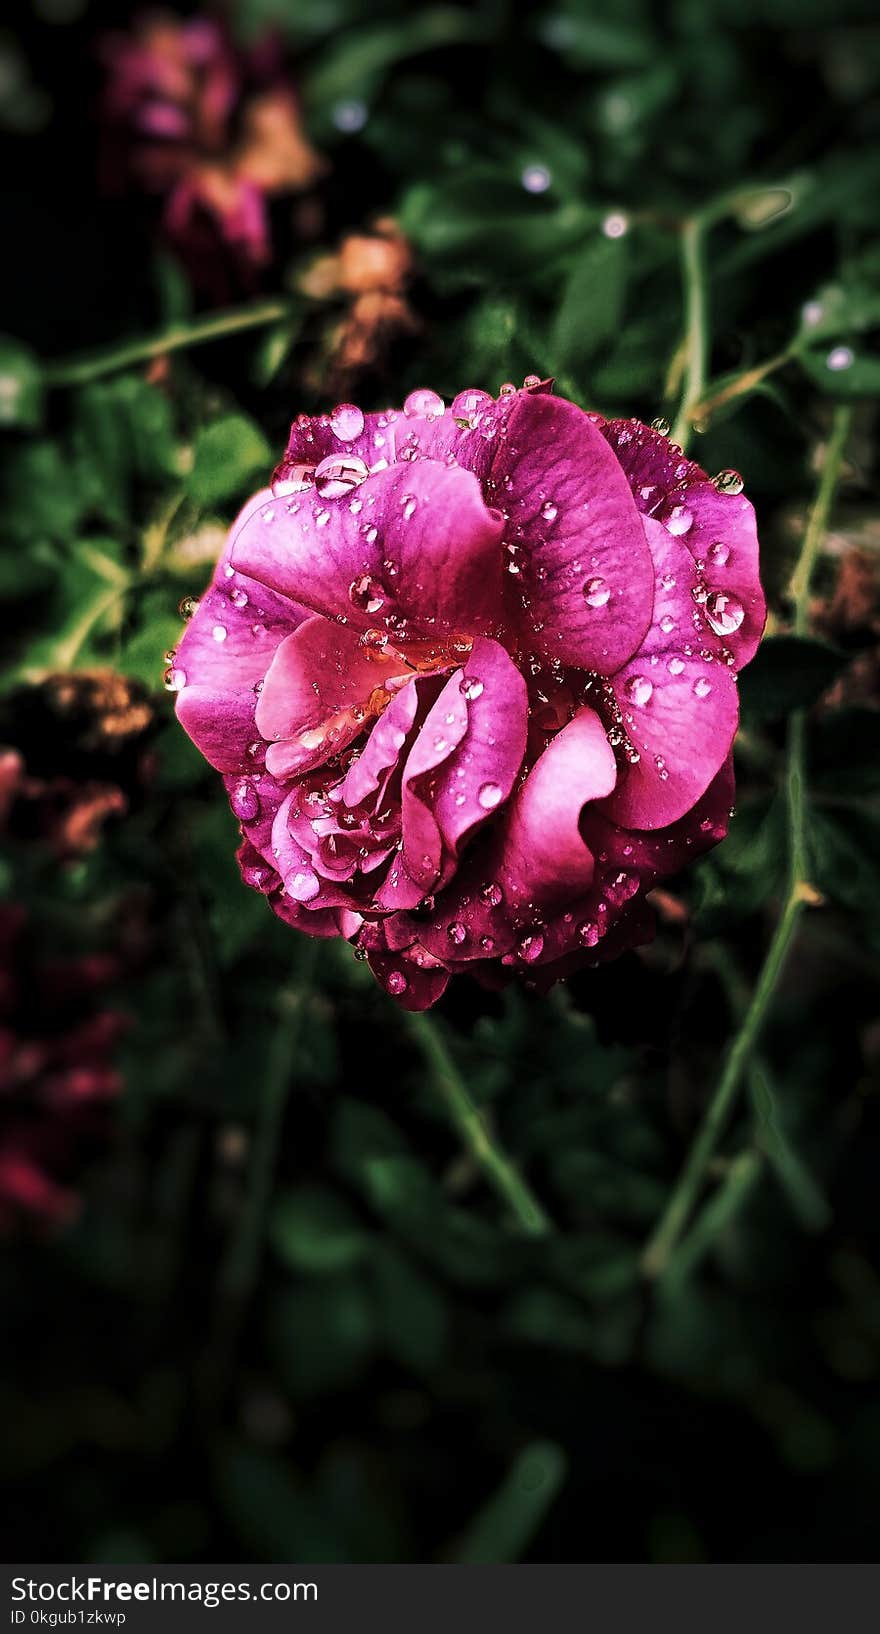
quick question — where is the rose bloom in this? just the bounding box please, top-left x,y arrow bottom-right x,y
99,13 -> 324,300
173,380 -> 765,1009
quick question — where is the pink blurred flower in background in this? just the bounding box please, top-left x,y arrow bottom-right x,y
173,380 -> 765,1008
0,907 -> 124,1231
99,12 -> 325,300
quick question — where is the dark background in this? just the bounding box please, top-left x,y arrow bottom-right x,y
2,0 -> 880,1563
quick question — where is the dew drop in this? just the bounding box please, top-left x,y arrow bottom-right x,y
178,595 -> 199,620
460,675 -> 484,701
705,591 -> 744,636
693,676 -> 713,698
665,504 -> 693,536
667,656 -> 685,676
230,780 -> 260,822
329,403 -> 365,442
650,416 -> 671,436
349,574 -> 386,614
712,469 -> 744,496
450,388 -> 492,430
315,454 -> 369,499
229,586 -> 248,609
260,506 -> 275,525
708,541 -> 730,566
540,500 -> 558,522
386,970 -> 408,996
163,666 -> 186,692
288,869 -> 320,903
583,576 -> 610,608
212,624 -> 228,643
518,931 -> 544,963
625,675 -> 653,707
478,781 -> 503,810
404,387 -> 445,420
659,614 -> 675,634
447,922 -> 467,945
481,882 -> 503,907
577,921 -> 599,947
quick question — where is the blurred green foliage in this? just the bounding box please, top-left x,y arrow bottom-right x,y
1,0 -> 879,1567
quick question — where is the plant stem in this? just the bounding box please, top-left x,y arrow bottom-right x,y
671,216 -> 709,452
404,1009 -> 552,1236
43,298 -> 289,388
642,402 -> 853,1280
221,941 -> 318,1309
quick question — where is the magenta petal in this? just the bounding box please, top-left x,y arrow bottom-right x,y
175,495 -> 306,774
256,616 -> 403,778
602,418 -> 766,668
341,681 -> 421,808
490,394 -> 653,673
231,460 -> 505,638
598,518 -> 740,829
400,638 -> 528,893
498,706 -> 617,911
582,754 -> 735,880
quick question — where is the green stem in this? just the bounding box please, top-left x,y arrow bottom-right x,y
43,298 -> 289,388
642,402 -> 853,1281
671,216 -> 709,452
404,1010 -> 552,1236
221,941 -> 318,1306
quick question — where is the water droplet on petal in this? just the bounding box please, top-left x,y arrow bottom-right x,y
693,676 -> 713,697
163,666 -> 186,692
460,675 -> 484,701
212,624 -> 227,643
386,970 -> 408,996
178,596 -> 199,619
289,869 -> 320,903
665,504 -> 693,536
650,416 -> 671,436
315,454 -> 369,499
705,591 -> 744,636
540,499 -> 558,522
229,586 -> 248,609
660,614 -> 675,634
450,388 -> 492,430
667,656 -> 685,675
708,541 -> 730,565
481,882 -> 503,907
625,675 -> 653,707
478,781 -> 503,810
712,469 -> 744,496
448,922 -> 467,945
577,921 -> 599,947
260,506 -> 275,524
518,931 -> 544,963
404,387 -> 445,420
583,577 -> 610,608
230,780 -> 260,822
349,574 -> 386,614
330,403 -> 365,442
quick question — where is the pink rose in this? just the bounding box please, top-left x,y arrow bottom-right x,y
173,381 -> 765,1009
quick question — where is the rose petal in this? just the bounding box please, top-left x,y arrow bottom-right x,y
602,417 -> 765,668
231,460 -> 505,639
398,637 -> 528,893
488,394 -> 653,673
599,519 -> 740,829
175,492 -> 306,774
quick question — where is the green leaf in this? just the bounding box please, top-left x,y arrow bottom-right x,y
812,708 -> 880,799
305,7 -> 486,110
454,1440 -> 567,1563
739,636 -> 847,721
799,345 -> 880,399
551,233 -> 629,373
268,1279 -> 376,1399
371,1241 -> 447,1371
187,413 -> 272,507
0,335 -> 44,429
270,1185 -> 369,1276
